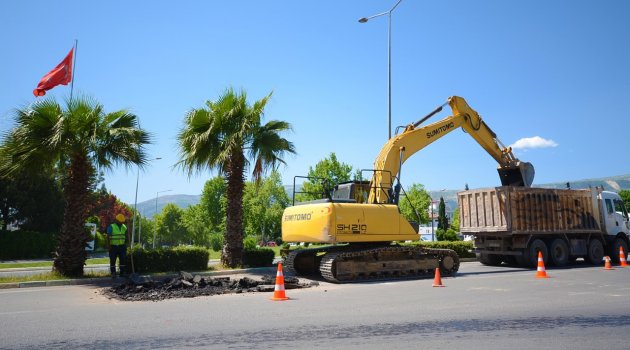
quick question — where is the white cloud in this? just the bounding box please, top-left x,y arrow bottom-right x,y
510,136 -> 558,150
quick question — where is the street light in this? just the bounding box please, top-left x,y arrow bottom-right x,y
430,199 -> 436,242
153,189 -> 172,249
358,0 -> 404,140
131,157 -> 162,248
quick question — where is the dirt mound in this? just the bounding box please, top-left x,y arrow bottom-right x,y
103,271 -> 317,301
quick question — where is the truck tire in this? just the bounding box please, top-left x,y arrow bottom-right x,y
549,239 -> 569,267
476,253 -> 502,266
609,237 -> 629,264
525,239 -> 549,268
585,239 -> 604,265
520,239 -> 548,268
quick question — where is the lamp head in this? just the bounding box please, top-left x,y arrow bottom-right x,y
358,17 -> 368,23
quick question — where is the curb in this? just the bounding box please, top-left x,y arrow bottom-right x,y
0,266 -> 278,290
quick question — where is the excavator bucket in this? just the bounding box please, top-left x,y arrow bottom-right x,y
498,161 -> 535,187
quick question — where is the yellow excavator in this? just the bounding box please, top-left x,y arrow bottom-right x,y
282,96 -> 534,283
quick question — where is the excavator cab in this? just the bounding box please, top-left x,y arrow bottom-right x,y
498,161 -> 535,187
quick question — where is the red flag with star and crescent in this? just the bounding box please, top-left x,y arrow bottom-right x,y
33,48 -> 74,97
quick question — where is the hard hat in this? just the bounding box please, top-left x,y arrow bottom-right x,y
115,214 -> 125,222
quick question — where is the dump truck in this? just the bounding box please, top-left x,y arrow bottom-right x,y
282,96 -> 533,283
458,186 -> 630,267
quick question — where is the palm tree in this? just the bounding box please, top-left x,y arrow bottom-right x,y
176,88 -> 295,267
0,96 -> 151,277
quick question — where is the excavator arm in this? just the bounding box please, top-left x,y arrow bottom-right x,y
368,96 -> 534,204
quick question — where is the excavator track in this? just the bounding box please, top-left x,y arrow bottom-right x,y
286,245 -> 459,283
284,246 -> 339,276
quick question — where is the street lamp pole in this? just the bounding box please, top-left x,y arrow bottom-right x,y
131,157 -> 161,248
153,189 -> 172,249
359,0 -> 403,140
431,199 -> 435,242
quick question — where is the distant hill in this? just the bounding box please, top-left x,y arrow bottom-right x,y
134,194 -> 201,218
130,174 -> 630,218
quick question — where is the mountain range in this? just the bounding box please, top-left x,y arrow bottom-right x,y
131,174 -> 630,218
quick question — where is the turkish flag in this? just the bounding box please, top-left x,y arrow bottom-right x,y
33,48 -> 74,97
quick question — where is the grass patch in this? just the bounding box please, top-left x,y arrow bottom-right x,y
0,271 -> 111,284
0,272 -> 65,284
0,257 -> 110,269
0,268 -> 220,285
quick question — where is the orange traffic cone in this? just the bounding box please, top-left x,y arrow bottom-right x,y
271,263 -> 289,301
432,268 -> 445,287
604,256 -> 614,270
619,247 -> 629,267
535,251 -> 550,279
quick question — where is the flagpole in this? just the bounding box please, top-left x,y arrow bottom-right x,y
69,39 -> 78,102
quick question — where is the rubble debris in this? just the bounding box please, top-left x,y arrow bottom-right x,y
103,271 -> 316,302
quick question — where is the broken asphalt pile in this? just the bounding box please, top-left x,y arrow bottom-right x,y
103,271 -> 318,301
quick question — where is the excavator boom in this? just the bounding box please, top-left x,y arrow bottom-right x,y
368,96 -> 534,203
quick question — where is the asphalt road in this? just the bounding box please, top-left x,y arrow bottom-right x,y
1,262 -> 630,350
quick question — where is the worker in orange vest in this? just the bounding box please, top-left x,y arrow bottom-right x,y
107,214 -> 128,279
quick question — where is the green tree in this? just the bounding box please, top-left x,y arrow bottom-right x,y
176,88 -> 295,267
437,228 -> 460,241
299,152 -> 353,201
199,176 -> 227,232
136,215 -> 155,248
619,190 -> 630,214
0,170 -> 64,232
450,207 -> 460,233
155,203 -> 188,246
398,183 -> 431,224
243,171 -> 290,243
437,197 -> 449,230
0,96 -> 150,277
181,204 -> 211,247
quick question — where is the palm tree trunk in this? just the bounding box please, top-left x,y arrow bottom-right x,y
222,151 -> 245,268
53,154 -> 91,277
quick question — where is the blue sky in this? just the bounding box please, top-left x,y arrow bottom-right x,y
1,0 -> 629,205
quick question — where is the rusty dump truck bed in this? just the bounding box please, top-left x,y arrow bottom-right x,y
458,186 -> 602,235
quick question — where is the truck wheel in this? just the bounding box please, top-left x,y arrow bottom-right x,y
476,253 -> 502,266
523,239 -> 548,268
609,237 -> 629,264
549,239 -> 569,267
585,239 -> 604,265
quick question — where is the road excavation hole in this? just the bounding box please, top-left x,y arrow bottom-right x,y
102,272 -> 318,302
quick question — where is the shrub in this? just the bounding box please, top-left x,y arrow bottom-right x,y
125,245 -> 209,274
243,236 -> 258,250
95,232 -> 108,252
242,247 -> 274,267
415,241 -> 475,258
436,228 -> 460,242
0,230 -> 57,260
209,233 -> 223,252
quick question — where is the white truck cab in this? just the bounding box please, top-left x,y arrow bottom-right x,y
600,191 -> 630,236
